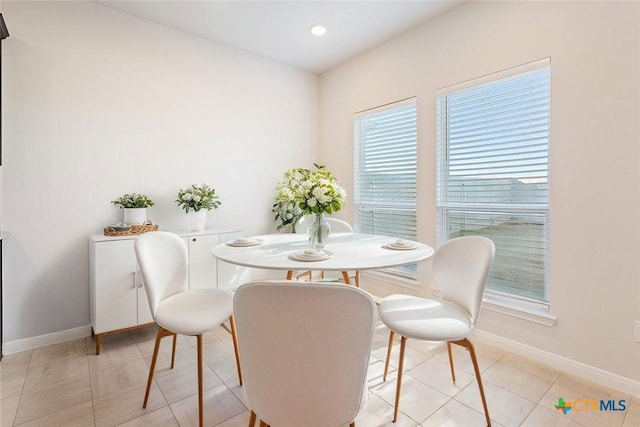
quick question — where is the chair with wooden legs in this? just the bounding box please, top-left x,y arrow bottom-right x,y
134,231 -> 243,427
234,281 -> 376,427
379,236 -> 496,426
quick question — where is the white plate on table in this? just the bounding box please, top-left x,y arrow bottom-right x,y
382,240 -> 417,250
226,238 -> 263,247
290,249 -> 333,262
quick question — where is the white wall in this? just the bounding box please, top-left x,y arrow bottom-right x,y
320,1 -> 640,381
2,1 -> 318,342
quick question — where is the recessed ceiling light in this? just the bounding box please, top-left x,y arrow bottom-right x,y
310,24 -> 327,36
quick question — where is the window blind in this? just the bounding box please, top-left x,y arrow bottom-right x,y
437,62 -> 550,305
354,100 -> 417,242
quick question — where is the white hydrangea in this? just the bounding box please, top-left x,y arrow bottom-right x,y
312,186 -> 327,199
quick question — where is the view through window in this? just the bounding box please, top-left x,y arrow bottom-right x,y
354,98 -> 417,276
436,60 -> 551,306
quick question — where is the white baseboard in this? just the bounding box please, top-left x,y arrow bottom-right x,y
3,325 -> 93,355
472,329 -> 640,398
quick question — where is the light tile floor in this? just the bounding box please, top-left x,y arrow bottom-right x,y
1,323 -> 638,427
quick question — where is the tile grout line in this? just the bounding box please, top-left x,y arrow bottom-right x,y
85,336 -> 98,427
11,350 -> 34,426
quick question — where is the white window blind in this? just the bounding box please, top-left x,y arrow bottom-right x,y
354,99 -> 417,274
437,61 -> 550,305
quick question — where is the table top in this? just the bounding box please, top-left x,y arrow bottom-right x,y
211,232 -> 434,272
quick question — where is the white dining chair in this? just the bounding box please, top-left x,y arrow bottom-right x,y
379,236 -> 496,425
321,218 -> 360,285
134,231 -> 243,427
233,280 -> 377,427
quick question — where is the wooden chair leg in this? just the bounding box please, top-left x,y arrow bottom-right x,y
355,271 -> 360,287
341,271 -> 351,285
452,338 -> 491,427
383,330 -> 395,381
229,315 -> 243,385
446,341 -> 456,383
259,421 -> 268,427
170,333 -> 177,369
144,327 -> 173,408
286,270 -> 293,280
248,411 -> 257,427
350,423 -> 356,427
197,334 -> 204,427
393,336 -> 408,423
295,270 -> 312,281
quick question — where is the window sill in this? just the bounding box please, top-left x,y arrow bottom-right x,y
482,298 -> 557,327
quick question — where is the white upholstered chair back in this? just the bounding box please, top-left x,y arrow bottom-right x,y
433,236 -> 495,324
325,217 -> 354,233
296,215 -> 354,234
134,231 -> 189,320
233,281 -> 376,427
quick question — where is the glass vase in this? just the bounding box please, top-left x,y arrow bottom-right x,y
308,212 -> 331,248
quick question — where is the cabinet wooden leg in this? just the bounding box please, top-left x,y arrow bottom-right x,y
95,334 -> 102,355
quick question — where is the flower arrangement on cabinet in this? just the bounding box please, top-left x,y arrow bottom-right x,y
111,193 -> 155,208
175,183 -> 221,213
273,164 -> 346,231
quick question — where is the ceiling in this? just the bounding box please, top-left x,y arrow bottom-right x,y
96,0 -> 464,74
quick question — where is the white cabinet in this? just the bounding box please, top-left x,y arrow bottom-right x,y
89,238 -> 153,354
89,228 -> 245,354
186,233 -> 222,290
185,231 -> 251,290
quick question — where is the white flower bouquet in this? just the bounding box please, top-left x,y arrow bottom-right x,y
176,183 -> 221,213
297,165 -> 346,215
273,164 -> 346,231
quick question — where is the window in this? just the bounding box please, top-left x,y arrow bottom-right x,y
354,98 -> 417,276
437,59 -> 550,308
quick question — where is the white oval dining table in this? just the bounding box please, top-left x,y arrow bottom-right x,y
211,232 -> 434,285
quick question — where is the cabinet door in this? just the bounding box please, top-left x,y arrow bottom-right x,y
187,234 -> 220,290
92,240 -> 138,333
217,232 -> 251,290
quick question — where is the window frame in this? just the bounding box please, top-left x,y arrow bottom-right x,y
353,97 -> 418,278
436,58 -> 551,311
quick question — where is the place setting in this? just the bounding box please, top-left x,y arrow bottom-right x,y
382,238 -> 418,251
226,237 -> 263,247
289,248 -> 333,262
